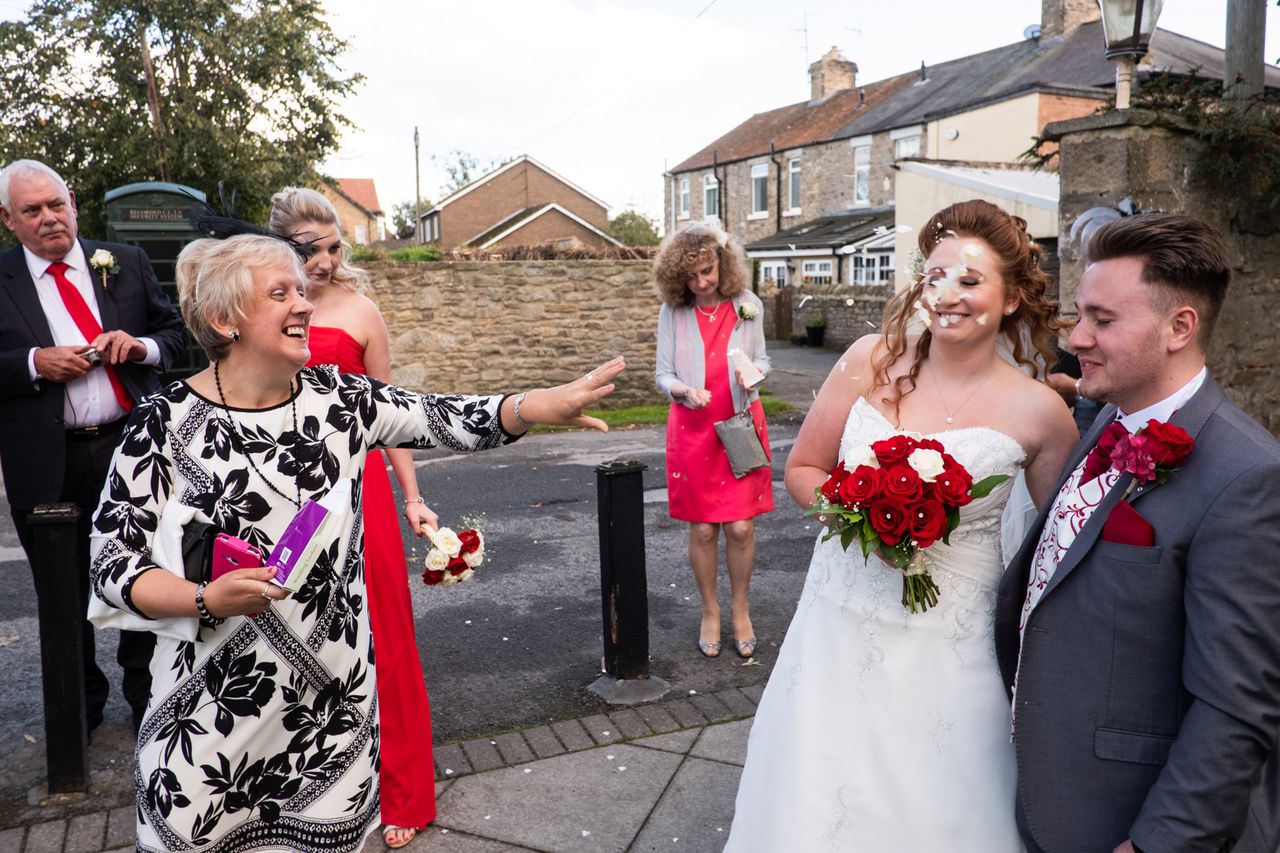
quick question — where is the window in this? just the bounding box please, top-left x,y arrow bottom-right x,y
853,146 -> 870,205
787,158 -> 801,212
355,223 -> 367,246
750,163 -> 769,217
851,252 -> 895,285
878,252 -> 894,283
760,261 -> 789,287
703,173 -> 719,221
679,178 -> 690,219
894,135 -> 920,160
802,259 -> 833,285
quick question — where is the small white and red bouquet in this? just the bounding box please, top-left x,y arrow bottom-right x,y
422,525 -> 484,586
806,434 -> 1009,613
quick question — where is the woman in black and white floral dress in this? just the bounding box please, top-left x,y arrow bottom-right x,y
88,234 -> 624,852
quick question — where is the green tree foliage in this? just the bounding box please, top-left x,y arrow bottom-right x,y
0,0 -> 362,234
431,149 -> 503,196
607,209 -> 661,246
390,200 -> 424,240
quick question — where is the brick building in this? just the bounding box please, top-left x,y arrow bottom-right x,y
419,155 -> 620,251
319,178 -> 385,245
665,0 -> 1255,290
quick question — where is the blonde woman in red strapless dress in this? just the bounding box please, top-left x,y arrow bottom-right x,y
270,188 -> 436,850
654,222 -> 774,660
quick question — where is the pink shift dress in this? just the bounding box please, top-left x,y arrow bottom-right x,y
666,307 -> 774,522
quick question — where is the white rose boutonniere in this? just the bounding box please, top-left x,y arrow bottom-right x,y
735,302 -> 759,330
88,249 -> 119,290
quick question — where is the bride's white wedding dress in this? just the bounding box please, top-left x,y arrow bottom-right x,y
725,398 -> 1027,852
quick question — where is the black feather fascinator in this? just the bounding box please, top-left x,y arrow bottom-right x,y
187,183 -> 313,261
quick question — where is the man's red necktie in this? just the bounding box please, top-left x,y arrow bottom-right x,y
46,261 -> 133,412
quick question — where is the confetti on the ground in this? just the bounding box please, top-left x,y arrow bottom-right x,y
618,766 -> 626,772
23,734 -> 36,743
0,635 -> 20,647
607,754 -> 615,760
523,768 -> 533,774
688,689 -> 697,695
582,830 -> 592,837
444,768 -> 453,775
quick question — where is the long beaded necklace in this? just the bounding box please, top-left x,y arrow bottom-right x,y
213,360 -> 302,509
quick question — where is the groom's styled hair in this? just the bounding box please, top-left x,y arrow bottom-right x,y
1086,213 -> 1232,347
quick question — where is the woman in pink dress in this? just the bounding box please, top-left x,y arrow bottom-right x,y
270,188 -> 436,850
654,222 -> 774,658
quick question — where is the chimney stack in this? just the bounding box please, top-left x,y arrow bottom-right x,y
1041,0 -> 1101,39
809,47 -> 857,101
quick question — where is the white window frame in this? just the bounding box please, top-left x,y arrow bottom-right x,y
894,135 -> 920,160
702,173 -> 719,222
355,223 -> 367,246
786,157 -> 802,215
759,260 -> 789,287
749,163 -> 769,219
802,259 -> 833,284
679,177 -> 690,220
850,138 -> 871,206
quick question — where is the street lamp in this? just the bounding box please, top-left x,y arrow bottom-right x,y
1097,0 -> 1165,109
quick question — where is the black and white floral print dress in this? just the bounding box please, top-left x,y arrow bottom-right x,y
90,366 -> 516,852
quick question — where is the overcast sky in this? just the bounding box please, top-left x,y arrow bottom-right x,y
3,0 -> 1276,225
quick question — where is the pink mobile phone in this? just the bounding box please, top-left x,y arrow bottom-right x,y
211,533 -> 263,580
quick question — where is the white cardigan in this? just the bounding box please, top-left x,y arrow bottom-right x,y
654,290 -> 771,413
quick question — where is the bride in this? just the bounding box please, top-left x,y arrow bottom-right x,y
725,200 -> 1078,851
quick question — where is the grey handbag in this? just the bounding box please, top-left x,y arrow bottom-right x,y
713,408 -> 771,478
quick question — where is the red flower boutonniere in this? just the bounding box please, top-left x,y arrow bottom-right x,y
1081,418 -> 1194,496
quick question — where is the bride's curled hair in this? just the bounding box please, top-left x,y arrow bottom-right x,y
874,199 -> 1062,407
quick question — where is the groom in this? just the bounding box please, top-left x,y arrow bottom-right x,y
996,213 -> 1280,852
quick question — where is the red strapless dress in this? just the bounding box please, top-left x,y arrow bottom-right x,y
307,326 -> 436,829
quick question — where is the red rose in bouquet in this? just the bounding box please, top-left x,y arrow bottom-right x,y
839,465 -> 883,505
807,434 -> 1010,613
422,524 -> 485,586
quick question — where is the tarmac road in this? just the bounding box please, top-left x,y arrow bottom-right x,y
0,342 -> 840,828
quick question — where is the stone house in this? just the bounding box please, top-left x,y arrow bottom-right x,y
418,155 -> 621,251
665,0 -> 1254,294
320,178 -> 385,245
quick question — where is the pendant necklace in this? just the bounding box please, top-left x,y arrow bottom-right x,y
695,300 -> 724,322
213,360 -> 302,508
929,365 -> 992,426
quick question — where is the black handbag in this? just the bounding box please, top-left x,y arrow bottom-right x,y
180,520 -> 219,584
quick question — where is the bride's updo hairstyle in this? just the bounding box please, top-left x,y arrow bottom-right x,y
268,186 -> 367,292
176,235 -> 305,361
873,199 -> 1062,407
653,220 -> 750,307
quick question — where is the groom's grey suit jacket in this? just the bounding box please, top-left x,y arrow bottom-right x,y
995,374 -> 1280,853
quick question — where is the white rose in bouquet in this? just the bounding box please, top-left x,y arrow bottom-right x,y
431,527 -> 463,558
425,548 -> 450,572
908,448 -> 945,483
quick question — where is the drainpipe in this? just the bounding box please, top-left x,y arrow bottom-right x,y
712,149 -> 727,223
769,142 -> 783,233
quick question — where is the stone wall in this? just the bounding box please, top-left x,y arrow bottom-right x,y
1048,110 -> 1280,434
363,259 -> 663,408
760,282 -> 893,350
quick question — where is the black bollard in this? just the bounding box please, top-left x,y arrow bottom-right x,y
596,459 -> 649,678
589,459 -> 669,705
27,503 -> 89,794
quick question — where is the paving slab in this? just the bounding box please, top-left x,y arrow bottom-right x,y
629,756 -> 742,853
688,692 -> 735,723
461,738 -> 504,772
606,708 -> 652,739
492,732 -> 534,765
630,728 -> 700,755
661,699 -> 707,728
689,718 -> 752,767
64,810 -> 107,853
521,725 -> 565,759
714,688 -> 757,717
550,719 -> 594,752
436,743 -> 682,852
23,819 -> 66,853
103,805 -> 133,849
435,743 -> 473,778
579,714 -> 622,745
412,826 -> 539,851
635,703 -> 680,733
0,826 -> 23,850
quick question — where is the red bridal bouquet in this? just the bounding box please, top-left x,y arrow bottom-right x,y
1082,419 -> 1194,494
806,434 -> 1010,613
422,525 -> 484,586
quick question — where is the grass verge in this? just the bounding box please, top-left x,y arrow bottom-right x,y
531,388 -> 795,432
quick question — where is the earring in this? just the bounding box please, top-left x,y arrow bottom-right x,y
1004,309 -> 1014,316
230,331 -> 241,342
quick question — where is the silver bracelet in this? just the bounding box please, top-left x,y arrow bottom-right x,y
194,581 -> 224,625
512,391 -> 531,428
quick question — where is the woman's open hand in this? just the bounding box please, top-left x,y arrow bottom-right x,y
514,356 -> 626,432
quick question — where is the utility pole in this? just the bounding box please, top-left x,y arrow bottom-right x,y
136,15 -> 170,182
1224,0 -> 1265,111
414,126 -> 422,244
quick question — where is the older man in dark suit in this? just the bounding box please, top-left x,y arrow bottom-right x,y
996,213 -> 1280,853
0,159 -> 186,733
